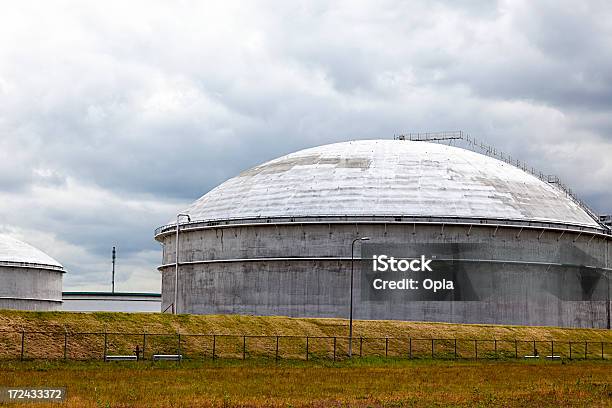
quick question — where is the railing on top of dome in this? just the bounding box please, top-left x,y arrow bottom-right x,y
393,131 -> 610,233
0,260 -> 65,271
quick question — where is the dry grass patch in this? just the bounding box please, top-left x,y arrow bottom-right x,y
0,310 -> 611,361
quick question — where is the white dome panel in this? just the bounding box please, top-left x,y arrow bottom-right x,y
0,234 -> 63,269
180,140 -> 600,229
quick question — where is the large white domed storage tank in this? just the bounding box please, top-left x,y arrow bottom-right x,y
0,235 -> 64,311
155,140 -> 612,327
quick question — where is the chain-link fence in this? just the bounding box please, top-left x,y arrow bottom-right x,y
1,331 -> 610,362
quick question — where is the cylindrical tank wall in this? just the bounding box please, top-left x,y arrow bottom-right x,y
158,222 -> 611,328
0,266 -> 63,311
161,223 -> 609,266
0,298 -> 62,311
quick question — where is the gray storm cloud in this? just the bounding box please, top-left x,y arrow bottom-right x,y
0,0 -> 610,291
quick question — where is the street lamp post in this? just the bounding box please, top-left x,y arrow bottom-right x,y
174,213 -> 191,314
606,271 -> 610,330
349,236 -> 370,357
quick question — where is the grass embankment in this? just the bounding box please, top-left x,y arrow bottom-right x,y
1,359 -> 611,407
1,311 -> 612,407
0,310 -> 611,360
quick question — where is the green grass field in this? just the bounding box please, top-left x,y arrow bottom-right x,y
1,359 -> 611,407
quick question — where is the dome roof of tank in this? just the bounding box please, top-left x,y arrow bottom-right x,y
0,234 -> 63,270
179,140 -> 600,229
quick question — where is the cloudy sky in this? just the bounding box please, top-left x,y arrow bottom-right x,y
0,0 -> 610,292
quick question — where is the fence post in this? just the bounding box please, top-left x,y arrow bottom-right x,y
454,338 -> 457,359
533,340 -> 536,357
569,341 -> 572,360
551,340 -> 553,358
275,336 -> 279,362
63,332 -> 68,360
494,340 -> 497,358
177,333 -> 181,362
333,337 -> 336,362
514,340 -> 518,359
409,338 -> 412,359
20,331 -> 25,361
212,335 -> 216,360
602,342 -> 604,360
585,341 -> 587,359
306,336 -> 309,361
103,331 -> 107,361
431,339 -> 434,359
385,338 -> 388,357
359,337 -> 362,358
143,333 -> 146,360
474,340 -> 478,360
243,336 -> 246,360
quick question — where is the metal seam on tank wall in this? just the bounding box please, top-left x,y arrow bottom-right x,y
155,220 -> 610,241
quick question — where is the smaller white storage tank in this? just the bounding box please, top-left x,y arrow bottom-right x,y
0,234 -> 64,311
